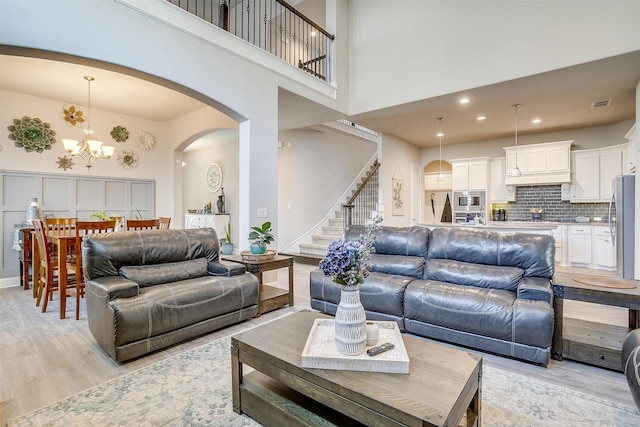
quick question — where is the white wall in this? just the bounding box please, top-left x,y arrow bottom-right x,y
0,91 -> 238,224
349,0 -> 640,115
278,126 -> 377,250
0,0 -> 350,249
379,133 -> 421,227
182,139 -> 239,242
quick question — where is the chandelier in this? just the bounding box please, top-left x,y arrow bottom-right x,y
511,103 -> 522,177
61,76 -> 115,169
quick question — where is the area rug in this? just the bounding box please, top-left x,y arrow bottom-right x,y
8,337 -> 640,427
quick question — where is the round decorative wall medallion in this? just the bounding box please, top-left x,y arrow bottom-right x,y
137,131 -> 156,151
117,149 -> 139,169
205,163 -> 223,192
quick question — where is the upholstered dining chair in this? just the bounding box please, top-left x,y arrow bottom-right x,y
158,217 -> 171,229
66,220 -> 116,320
126,219 -> 160,230
32,219 -> 76,313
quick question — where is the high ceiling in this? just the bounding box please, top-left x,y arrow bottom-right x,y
2,50 -> 639,148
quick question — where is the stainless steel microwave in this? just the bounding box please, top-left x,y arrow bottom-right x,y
453,191 -> 485,212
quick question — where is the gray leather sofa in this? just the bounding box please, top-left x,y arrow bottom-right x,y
83,228 -> 259,362
310,226 -> 556,365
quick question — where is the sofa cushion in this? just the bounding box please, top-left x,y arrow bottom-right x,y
111,275 -> 259,346
428,227 -> 555,278
119,258 -> 208,288
404,280 -> 553,348
83,228 -> 220,280
310,270 -> 412,318
345,225 -> 430,257
424,259 -> 523,291
370,254 -> 425,279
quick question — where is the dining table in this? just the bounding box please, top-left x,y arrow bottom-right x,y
32,229 -> 77,319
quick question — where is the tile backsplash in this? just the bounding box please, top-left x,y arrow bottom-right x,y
491,185 -> 610,222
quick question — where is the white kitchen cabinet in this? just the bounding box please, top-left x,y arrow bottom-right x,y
504,140 -> 572,185
599,147 -> 624,201
570,143 -> 627,203
424,173 -> 452,191
185,213 -> 230,242
593,227 -> 616,270
489,158 -> 506,202
451,158 -> 488,191
570,151 -> 600,201
568,225 -> 592,265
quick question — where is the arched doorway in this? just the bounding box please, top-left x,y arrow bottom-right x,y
423,160 -> 452,224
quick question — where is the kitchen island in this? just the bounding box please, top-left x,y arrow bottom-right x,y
421,221 -> 562,234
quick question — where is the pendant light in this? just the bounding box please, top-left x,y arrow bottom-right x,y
61,76 -> 115,169
436,117 -> 444,181
511,103 -> 522,177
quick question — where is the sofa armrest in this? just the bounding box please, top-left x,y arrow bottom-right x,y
87,276 -> 139,301
208,260 -> 247,277
517,276 -> 552,303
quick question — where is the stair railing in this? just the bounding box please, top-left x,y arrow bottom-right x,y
166,0 -> 335,82
342,160 -> 380,228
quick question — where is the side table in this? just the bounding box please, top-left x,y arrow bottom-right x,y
222,254 -> 294,315
552,271 -> 640,371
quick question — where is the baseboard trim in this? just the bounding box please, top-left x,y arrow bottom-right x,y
0,276 -> 20,289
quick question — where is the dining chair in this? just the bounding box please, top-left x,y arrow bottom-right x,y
159,217 -> 171,229
66,220 -> 116,320
32,219 -> 76,313
45,217 -> 76,231
126,219 -> 160,230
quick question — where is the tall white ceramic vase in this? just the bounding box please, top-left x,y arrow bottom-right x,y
334,284 -> 367,356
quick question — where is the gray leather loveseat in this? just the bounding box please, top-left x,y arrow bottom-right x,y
83,228 -> 259,362
310,226 -> 556,365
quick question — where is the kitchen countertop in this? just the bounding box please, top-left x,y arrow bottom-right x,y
422,221 -> 610,230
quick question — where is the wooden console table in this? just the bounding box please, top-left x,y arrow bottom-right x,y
222,254 -> 294,315
552,271 -> 640,371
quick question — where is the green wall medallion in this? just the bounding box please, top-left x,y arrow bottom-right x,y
7,116 -> 57,153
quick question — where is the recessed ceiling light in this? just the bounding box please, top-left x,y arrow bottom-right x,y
532,118 -> 541,124
477,116 -> 486,121
459,98 -> 469,104
437,132 -> 444,137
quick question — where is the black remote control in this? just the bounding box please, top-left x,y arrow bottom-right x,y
367,342 -> 395,356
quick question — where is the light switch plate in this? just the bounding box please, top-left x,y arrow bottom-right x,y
257,208 -> 268,218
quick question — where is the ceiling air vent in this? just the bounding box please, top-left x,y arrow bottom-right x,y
591,99 -> 612,108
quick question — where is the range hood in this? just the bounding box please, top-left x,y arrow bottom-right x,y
505,171 -> 571,186
503,140 -> 573,186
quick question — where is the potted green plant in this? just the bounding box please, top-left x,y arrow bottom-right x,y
221,223 -> 234,255
248,221 -> 274,254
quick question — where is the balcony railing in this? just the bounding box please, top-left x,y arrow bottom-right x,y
167,0 -> 334,82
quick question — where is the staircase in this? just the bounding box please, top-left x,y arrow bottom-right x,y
298,161 -> 379,259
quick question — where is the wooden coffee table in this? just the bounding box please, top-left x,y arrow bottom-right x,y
231,311 -> 482,427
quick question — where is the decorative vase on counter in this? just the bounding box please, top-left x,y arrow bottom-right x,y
334,284 -> 367,356
26,198 -> 42,224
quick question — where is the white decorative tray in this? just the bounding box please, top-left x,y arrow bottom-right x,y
301,319 -> 409,374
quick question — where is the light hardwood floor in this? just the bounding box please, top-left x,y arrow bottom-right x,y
0,263 -> 636,426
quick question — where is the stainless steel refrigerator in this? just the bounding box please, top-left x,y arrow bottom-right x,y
608,175 -> 635,279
